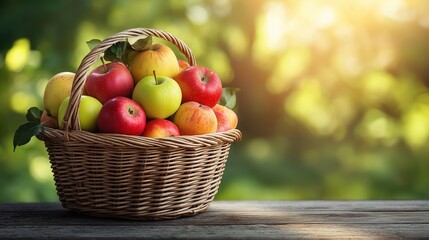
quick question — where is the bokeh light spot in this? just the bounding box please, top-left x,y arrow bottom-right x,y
187,4 -> 210,25
402,100 -> 429,149
10,91 -> 38,114
267,47 -> 311,94
246,138 -> 271,161
29,156 -> 52,182
5,38 -> 30,72
284,79 -> 337,136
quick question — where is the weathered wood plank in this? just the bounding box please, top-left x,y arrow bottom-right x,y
206,200 -> 429,212
1,224 -> 429,240
2,208 -> 429,226
1,201 -> 428,239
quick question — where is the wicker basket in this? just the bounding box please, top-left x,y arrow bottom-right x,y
37,28 -> 242,220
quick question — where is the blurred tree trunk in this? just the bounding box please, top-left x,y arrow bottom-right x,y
224,0 -> 284,138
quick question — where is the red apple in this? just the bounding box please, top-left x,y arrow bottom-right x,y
178,59 -> 190,72
173,66 -> 222,108
212,104 -> 238,132
172,101 -> 217,135
85,62 -> 134,104
142,119 -> 180,138
40,110 -> 59,129
97,97 -> 146,135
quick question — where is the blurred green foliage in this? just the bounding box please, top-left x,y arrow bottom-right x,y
1,0 -> 429,202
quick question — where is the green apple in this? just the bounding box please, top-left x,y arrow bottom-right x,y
129,43 -> 180,84
43,72 -> 75,118
132,73 -> 182,119
57,95 -> 102,132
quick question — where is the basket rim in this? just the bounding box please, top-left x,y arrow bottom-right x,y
38,127 -> 241,149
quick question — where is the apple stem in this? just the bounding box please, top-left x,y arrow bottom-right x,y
153,70 -> 158,85
100,57 -> 108,72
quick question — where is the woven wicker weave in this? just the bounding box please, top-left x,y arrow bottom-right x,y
37,28 -> 242,220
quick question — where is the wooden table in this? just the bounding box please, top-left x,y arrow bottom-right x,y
1,201 -> 428,239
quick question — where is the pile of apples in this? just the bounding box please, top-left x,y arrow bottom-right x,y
41,41 -> 238,137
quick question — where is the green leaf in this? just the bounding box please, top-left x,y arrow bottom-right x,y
104,41 -> 128,62
219,87 -> 240,110
86,39 -> 102,51
92,35 -> 153,66
13,122 -> 44,152
26,107 -> 43,123
128,36 -> 153,51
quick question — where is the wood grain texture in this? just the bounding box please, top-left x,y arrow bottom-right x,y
1,201 -> 428,239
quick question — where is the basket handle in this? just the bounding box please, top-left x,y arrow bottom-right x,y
61,28 -> 196,136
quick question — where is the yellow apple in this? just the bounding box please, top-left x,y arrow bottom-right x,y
57,95 -> 102,132
129,43 -> 180,84
43,72 -> 75,118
